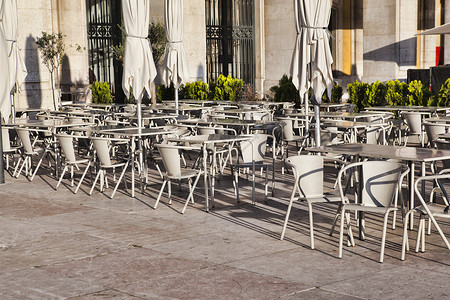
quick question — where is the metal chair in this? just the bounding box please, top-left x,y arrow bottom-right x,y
280,155 -> 350,250
423,122 -> 446,148
402,112 -> 425,147
154,144 -> 202,214
337,160 -> 408,262
14,127 -> 53,181
2,126 -> 21,173
55,133 -> 92,193
231,134 -> 271,204
401,173 -> 450,260
89,136 -> 130,199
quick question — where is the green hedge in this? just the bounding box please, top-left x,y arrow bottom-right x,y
269,74 -> 343,106
157,75 -> 244,102
346,79 -> 450,112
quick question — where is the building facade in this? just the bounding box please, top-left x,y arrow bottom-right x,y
11,0 -> 450,109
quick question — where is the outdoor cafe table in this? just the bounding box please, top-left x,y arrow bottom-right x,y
178,118 -> 283,134
151,105 -> 203,115
319,120 -> 376,143
289,111 -> 391,121
127,113 -> 178,126
98,126 -> 178,197
211,108 -> 272,120
306,143 -> 450,233
424,116 -> 450,123
168,134 -> 252,212
366,105 -> 449,116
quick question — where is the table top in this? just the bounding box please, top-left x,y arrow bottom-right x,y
178,118 -> 282,128
320,120 -> 375,129
424,116 -> 450,123
306,143 -> 450,162
366,106 -> 448,112
99,126 -> 178,137
128,113 -> 179,120
10,119 -> 94,129
152,105 -> 203,111
169,134 -> 252,145
214,108 -> 271,114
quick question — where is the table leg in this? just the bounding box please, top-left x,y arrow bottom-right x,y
203,144 -> 209,212
409,161 -> 415,230
131,140 -> 135,198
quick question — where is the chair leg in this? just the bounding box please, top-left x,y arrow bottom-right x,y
339,208 -> 345,258
264,166 -> 268,203
234,168 -> 240,203
154,179 -> 167,209
13,156 -> 23,177
75,161 -> 91,194
380,212 -> 390,263
280,182 -> 298,240
401,210 -> 413,260
330,203 -> 343,236
15,156 -> 28,178
56,165 -> 68,190
307,202 -> 315,249
89,169 -> 102,195
415,217 -> 424,253
182,173 -> 202,214
31,150 -> 48,181
168,180 -> 172,205
110,163 -> 128,199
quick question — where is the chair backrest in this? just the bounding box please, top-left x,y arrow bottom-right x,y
402,112 -> 422,134
365,124 -> 388,145
252,111 -> 268,121
156,144 -> 182,177
56,134 -> 77,162
286,155 -> 323,197
424,122 -> 446,147
240,134 -> 268,163
91,137 -> 112,166
435,139 -> 450,169
361,161 -> 402,207
277,117 -> 295,140
197,127 -> 216,135
320,127 -> 341,146
68,116 -> 83,124
16,128 -> 34,154
2,127 -> 12,151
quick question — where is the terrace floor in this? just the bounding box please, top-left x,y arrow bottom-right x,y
0,152 -> 449,299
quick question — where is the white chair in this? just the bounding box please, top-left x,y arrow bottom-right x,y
402,112 -> 425,147
195,126 -> 236,177
280,155 -> 350,249
2,127 -> 20,173
14,127 -> 53,181
276,117 -> 306,174
337,160 -> 408,262
423,122 -> 446,148
231,134 -> 271,204
89,136 -> 130,199
55,133 -> 92,193
363,123 -> 391,145
154,144 -> 202,214
401,173 -> 450,260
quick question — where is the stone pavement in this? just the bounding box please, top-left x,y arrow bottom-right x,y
0,158 -> 449,299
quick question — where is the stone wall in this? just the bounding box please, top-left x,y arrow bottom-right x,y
150,0 -> 206,87
15,0 -> 88,110
263,0 -> 296,96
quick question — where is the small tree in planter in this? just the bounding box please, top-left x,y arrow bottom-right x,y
36,32 -> 65,110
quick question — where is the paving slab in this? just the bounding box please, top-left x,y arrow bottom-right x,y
0,150 -> 449,299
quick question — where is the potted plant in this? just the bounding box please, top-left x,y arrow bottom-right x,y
36,32 -> 65,111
